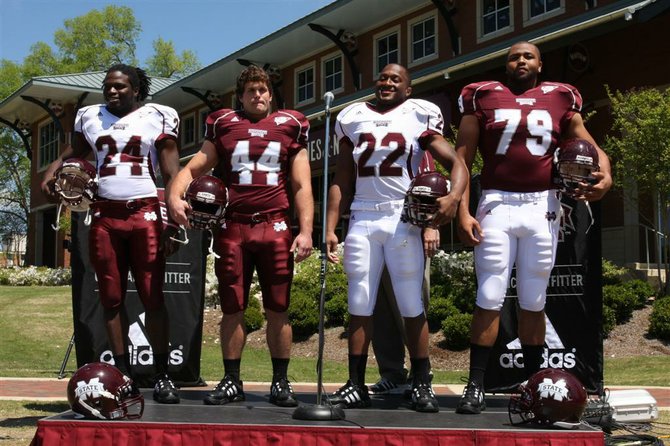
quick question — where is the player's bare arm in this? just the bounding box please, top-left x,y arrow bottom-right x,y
454,115 -> 484,246
425,134 -> 468,226
156,137 -> 181,255
288,148 -> 314,263
325,138 -> 355,263
167,140 -> 219,227
40,132 -> 91,199
565,114 -> 613,202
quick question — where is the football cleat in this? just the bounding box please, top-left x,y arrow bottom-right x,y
269,378 -> 299,407
456,379 -> 486,414
329,380 -> 371,409
153,373 -> 180,404
204,375 -> 245,405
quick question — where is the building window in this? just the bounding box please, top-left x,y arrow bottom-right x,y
376,31 -> 399,75
38,121 -> 58,169
529,0 -> 561,18
482,0 -> 511,35
296,64 -> 315,105
410,16 -> 436,63
323,54 -> 343,94
182,114 -> 195,148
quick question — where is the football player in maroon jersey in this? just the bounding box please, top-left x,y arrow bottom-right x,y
454,42 -> 612,415
167,65 -> 313,407
41,64 -> 182,404
325,64 -> 468,412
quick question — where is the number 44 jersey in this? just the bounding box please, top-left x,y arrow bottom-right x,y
335,98 -> 444,204
75,103 -> 180,200
458,81 -> 582,192
205,109 -> 309,214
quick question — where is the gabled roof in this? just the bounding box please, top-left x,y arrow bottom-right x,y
0,71 -> 176,124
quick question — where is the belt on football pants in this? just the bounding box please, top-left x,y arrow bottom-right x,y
225,210 -> 288,224
349,199 -> 405,211
91,197 -> 159,210
481,189 -> 555,203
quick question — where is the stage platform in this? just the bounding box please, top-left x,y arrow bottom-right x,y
30,388 -> 605,445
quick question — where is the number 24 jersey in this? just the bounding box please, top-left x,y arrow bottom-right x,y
75,103 -> 180,200
458,81 -> 582,192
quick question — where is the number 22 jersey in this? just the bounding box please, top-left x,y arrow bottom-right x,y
458,81 -> 582,192
335,98 -> 444,203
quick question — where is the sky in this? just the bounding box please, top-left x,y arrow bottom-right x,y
0,0 -> 335,68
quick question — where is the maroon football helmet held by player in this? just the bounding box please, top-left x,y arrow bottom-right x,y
508,368 -> 588,429
67,362 -> 144,420
52,158 -> 97,230
185,175 -> 228,230
554,138 -> 600,196
403,171 -> 450,228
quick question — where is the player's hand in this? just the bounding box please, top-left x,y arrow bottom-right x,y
160,225 -> 181,257
431,194 -> 459,226
422,227 -> 440,258
167,196 -> 191,228
40,176 -> 58,202
291,232 -> 313,263
325,232 -> 340,264
571,171 -> 612,202
457,214 -> 483,247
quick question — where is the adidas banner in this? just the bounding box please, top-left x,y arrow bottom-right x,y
70,193 -> 207,387
484,197 -> 604,394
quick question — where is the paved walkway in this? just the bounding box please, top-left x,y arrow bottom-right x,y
1,377 -> 668,409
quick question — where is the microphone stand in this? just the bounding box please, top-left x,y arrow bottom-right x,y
293,93 -> 345,421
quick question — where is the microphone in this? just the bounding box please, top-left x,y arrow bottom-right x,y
323,91 -> 334,112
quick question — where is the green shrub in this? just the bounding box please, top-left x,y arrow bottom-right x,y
623,279 -> 655,309
649,296 -> 670,341
602,305 -> 617,338
441,312 -> 472,351
426,296 -> 458,332
431,251 -> 476,314
602,259 -> 627,286
244,296 -> 264,332
287,288 -> 319,339
602,284 -> 638,324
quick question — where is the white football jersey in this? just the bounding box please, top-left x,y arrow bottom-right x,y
75,103 -> 179,200
335,98 -> 443,204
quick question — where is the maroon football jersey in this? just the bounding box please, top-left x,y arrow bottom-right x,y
458,81 -> 582,192
205,109 -> 309,214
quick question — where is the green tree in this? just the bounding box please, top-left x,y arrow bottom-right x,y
0,132 -> 30,235
603,86 -> 670,291
54,5 -> 141,71
146,37 -> 201,78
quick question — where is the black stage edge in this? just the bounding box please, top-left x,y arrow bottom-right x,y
31,390 -> 605,446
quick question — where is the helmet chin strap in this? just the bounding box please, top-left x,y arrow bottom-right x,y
52,202 -> 64,231
584,201 -> 594,234
207,228 -> 220,259
84,209 -> 92,226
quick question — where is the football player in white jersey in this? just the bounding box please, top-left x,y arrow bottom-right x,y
41,64 -> 182,404
325,64 -> 468,412
454,42 -> 612,415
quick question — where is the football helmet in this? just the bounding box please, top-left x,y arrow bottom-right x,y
509,369 -> 587,429
185,175 -> 228,230
53,158 -> 97,212
403,171 -> 450,227
67,362 -> 144,420
554,138 -> 599,195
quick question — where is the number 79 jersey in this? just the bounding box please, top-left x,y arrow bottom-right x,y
458,81 -> 582,192
205,109 -> 309,214
75,103 -> 180,200
335,99 -> 444,203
